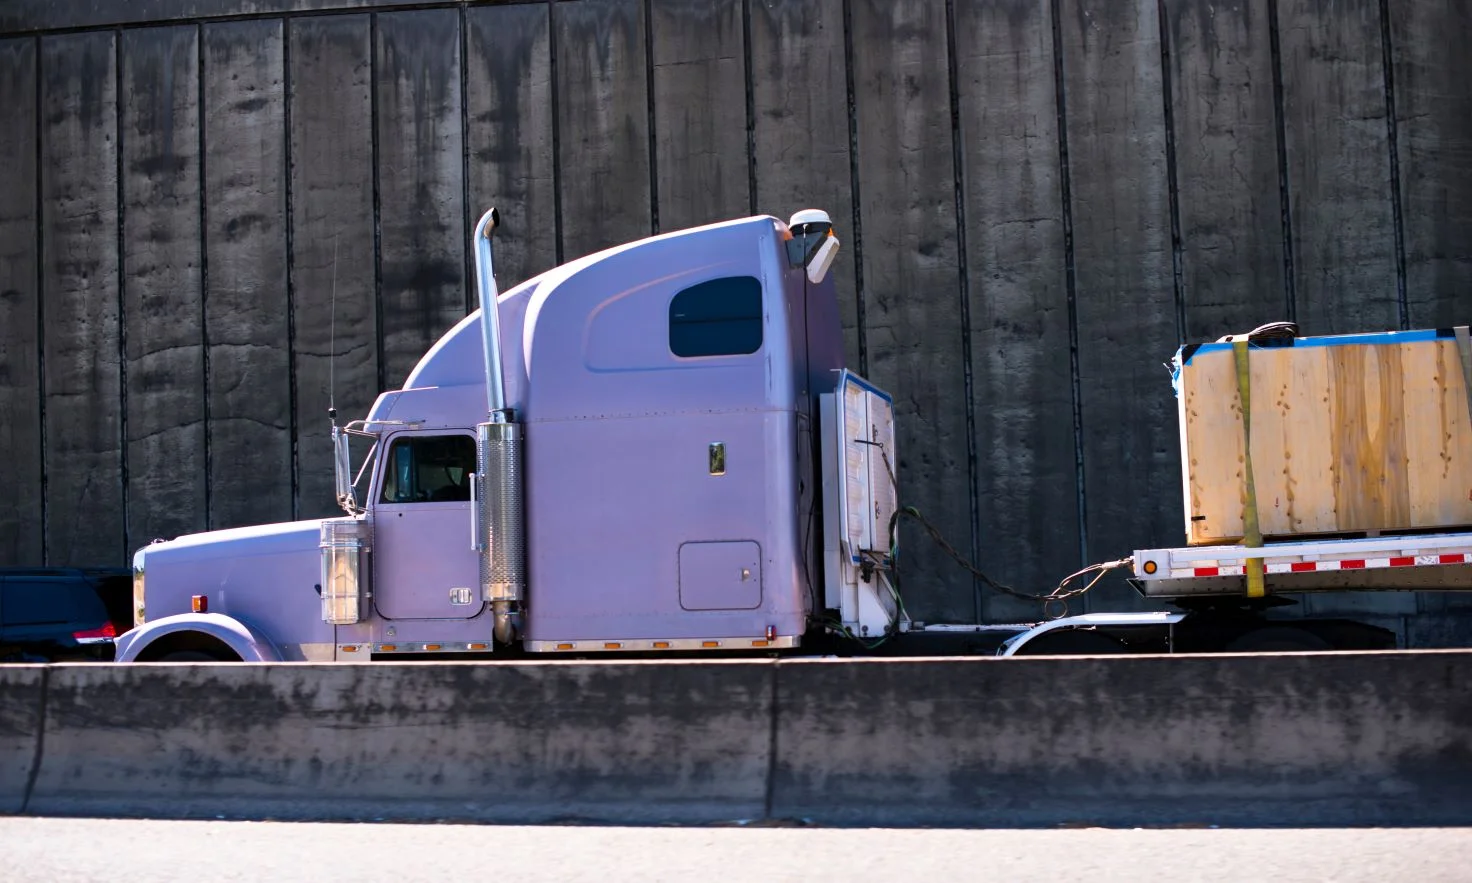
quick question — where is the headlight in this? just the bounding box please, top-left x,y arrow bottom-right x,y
132,547 -> 147,626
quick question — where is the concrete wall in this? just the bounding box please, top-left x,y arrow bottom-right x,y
0,0 -> 1469,635
5,653 -> 1472,827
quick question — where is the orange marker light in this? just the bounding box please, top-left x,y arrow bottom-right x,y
191,595 -> 207,613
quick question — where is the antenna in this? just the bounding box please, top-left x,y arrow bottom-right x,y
328,233 -> 339,425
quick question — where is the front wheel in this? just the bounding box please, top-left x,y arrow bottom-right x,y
157,650 -> 220,662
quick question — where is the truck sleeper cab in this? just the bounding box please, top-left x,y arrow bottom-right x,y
119,211 -> 847,661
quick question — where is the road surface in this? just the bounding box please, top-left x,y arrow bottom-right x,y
4,817 -> 1471,881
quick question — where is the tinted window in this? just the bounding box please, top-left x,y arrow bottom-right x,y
379,434 -> 477,504
1,579 -> 102,626
669,276 -> 763,358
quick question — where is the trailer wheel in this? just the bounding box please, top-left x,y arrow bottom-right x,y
1011,628 -> 1127,656
1224,626 -> 1332,653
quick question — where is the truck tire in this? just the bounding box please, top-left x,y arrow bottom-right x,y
157,650 -> 220,661
1224,626 -> 1332,653
1011,628 -> 1127,656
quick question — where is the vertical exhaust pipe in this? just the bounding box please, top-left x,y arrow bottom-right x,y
471,208 -> 526,646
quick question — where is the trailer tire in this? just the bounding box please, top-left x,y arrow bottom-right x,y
1011,628 -> 1127,656
1224,626 -> 1332,653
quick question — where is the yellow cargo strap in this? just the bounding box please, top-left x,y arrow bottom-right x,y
1457,326 -> 1472,424
1232,336 -> 1266,598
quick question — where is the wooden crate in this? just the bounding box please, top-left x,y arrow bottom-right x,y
1175,327 -> 1472,546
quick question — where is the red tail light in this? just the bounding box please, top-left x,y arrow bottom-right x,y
73,621 -> 118,643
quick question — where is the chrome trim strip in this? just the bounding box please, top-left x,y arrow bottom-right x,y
340,641 -> 496,655
526,635 -> 802,653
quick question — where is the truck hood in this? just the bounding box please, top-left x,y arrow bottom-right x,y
139,519 -> 326,566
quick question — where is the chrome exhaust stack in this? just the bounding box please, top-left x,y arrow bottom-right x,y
469,208 -> 526,646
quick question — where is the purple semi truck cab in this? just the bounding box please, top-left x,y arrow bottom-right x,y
116,209 -> 895,662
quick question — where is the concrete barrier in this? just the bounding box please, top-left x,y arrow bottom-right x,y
25,660 -> 773,824
770,651 -> 1472,827
0,665 -> 45,814
9,651 -> 1472,826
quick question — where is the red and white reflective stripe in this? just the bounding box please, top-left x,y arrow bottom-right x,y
1176,552 -> 1469,579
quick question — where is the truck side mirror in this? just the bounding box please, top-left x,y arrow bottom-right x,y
333,425 -> 358,514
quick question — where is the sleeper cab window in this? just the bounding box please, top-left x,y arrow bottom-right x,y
669,275 -> 763,358
379,434 -> 477,504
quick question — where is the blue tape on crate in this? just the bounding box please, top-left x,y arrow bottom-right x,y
1173,327 -> 1446,368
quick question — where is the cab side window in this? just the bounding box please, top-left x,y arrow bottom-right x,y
378,434 -> 477,503
668,275 -> 763,358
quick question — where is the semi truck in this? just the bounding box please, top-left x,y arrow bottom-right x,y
115,207 -> 1472,662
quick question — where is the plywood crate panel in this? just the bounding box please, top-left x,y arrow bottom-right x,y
1174,328 -> 1472,546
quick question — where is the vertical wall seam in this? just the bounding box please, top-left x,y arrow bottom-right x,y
1266,0 -> 1296,323
18,666 -> 50,815
742,0 -> 757,216
1050,0 -> 1088,569
943,0 -> 982,624
1377,0 -> 1408,330
197,23 -> 213,531
114,28 -> 131,558
762,662 -> 779,820
369,12 -> 385,394
842,0 -> 866,375
458,3 -> 473,313
1156,0 -> 1186,344
35,34 -> 48,564
643,0 -> 658,235
283,18 -> 300,521
548,0 -> 563,266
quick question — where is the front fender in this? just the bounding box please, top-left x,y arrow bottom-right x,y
114,612 -> 284,662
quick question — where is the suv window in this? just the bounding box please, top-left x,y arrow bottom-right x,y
379,434 -> 477,503
669,276 -> 763,358
1,578 -> 104,626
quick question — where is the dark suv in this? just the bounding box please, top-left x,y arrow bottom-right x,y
0,567 -> 133,663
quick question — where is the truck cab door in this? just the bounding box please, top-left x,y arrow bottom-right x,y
371,431 -> 482,621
